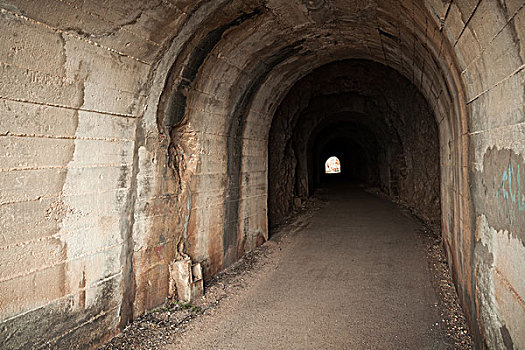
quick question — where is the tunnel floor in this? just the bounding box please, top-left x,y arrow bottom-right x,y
166,184 -> 457,349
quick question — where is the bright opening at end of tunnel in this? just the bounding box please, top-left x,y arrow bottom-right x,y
325,156 -> 341,174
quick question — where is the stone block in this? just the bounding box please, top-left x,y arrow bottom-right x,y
469,67 -> 524,132
0,263 -> 66,320
467,0 -> 508,50
463,23 -> 523,99
0,168 -> 66,204
0,62 -> 83,107
0,99 -> 77,136
2,0 -> 159,63
63,36 -> 149,92
443,4 -> 465,46
0,197 -> 60,247
0,275 -> 120,349
0,9 -> 65,76
0,236 -> 66,282
455,25 -> 481,70
0,136 -> 75,169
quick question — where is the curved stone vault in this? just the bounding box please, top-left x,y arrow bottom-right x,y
0,0 -> 524,348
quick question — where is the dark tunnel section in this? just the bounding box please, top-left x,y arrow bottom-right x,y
310,121 -> 380,190
268,59 -> 441,229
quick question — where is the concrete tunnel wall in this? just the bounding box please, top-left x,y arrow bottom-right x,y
0,0 -> 523,349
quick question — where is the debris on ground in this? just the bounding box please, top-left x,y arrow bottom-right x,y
100,248 -> 268,350
101,191 -> 472,349
424,231 -> 474,350
100,199 -> 320,350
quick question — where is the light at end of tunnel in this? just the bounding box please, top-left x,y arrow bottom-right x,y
325,156 -> 341,174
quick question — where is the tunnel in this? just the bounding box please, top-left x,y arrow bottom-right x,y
268,60 -> 441,228
0,0 -> 524,349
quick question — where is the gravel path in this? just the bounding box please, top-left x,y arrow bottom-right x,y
101,183 -> 472,349
163,184 -> 469,349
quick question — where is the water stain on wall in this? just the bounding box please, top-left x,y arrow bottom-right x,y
475,147 -> 525,244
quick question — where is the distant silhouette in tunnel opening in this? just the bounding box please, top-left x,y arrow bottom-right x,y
313,127 -> 378,189
325,156 -> 341,174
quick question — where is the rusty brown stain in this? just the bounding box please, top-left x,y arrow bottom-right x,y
473,286 -> 488,346
256,233 -> 266,247
53,236 -> 69,297
143,265 -> 169,310
132,122 -> 199,314
494,267 -> 525,311
79,270 -> 86,310
236,222 -> 247,259
154,245 -> 164,260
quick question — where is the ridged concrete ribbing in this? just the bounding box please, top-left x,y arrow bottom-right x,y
0,0 -> 524,348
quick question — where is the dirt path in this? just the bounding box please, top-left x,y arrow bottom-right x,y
163,184 -> 461,349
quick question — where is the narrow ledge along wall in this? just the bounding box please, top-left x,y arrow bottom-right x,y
0,0 -> 523,349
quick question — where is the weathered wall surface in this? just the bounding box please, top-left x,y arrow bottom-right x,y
268,60 -> 441,228
0,0 -> 523,349
0,4 -> 146,348
433,1 -> 525,348
0,0 -> 193,347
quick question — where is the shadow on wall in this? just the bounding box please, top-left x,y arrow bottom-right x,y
268,60 -> 441,229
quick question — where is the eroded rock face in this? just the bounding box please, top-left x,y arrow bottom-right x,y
268,60 -> 441,228
0,0 -> 523,348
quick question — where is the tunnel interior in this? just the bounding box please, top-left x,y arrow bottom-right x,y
1,0 -> 524,348
313,123 -> 379,187
268,60 -> 441,229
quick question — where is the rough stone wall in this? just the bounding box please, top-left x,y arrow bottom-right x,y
0,4 -> 146,349
0,0 -> 523,349
0,0 -> 197,347
268,60 -> 441,227
433,1 -> 525,348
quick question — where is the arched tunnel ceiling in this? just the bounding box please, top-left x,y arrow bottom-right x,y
143,0 -> 465,143
2,0 -> 465,139
310,118 -> 383,161
2,1 -> 524,348
270,59 -> 437,172
268,59 -> 441,231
